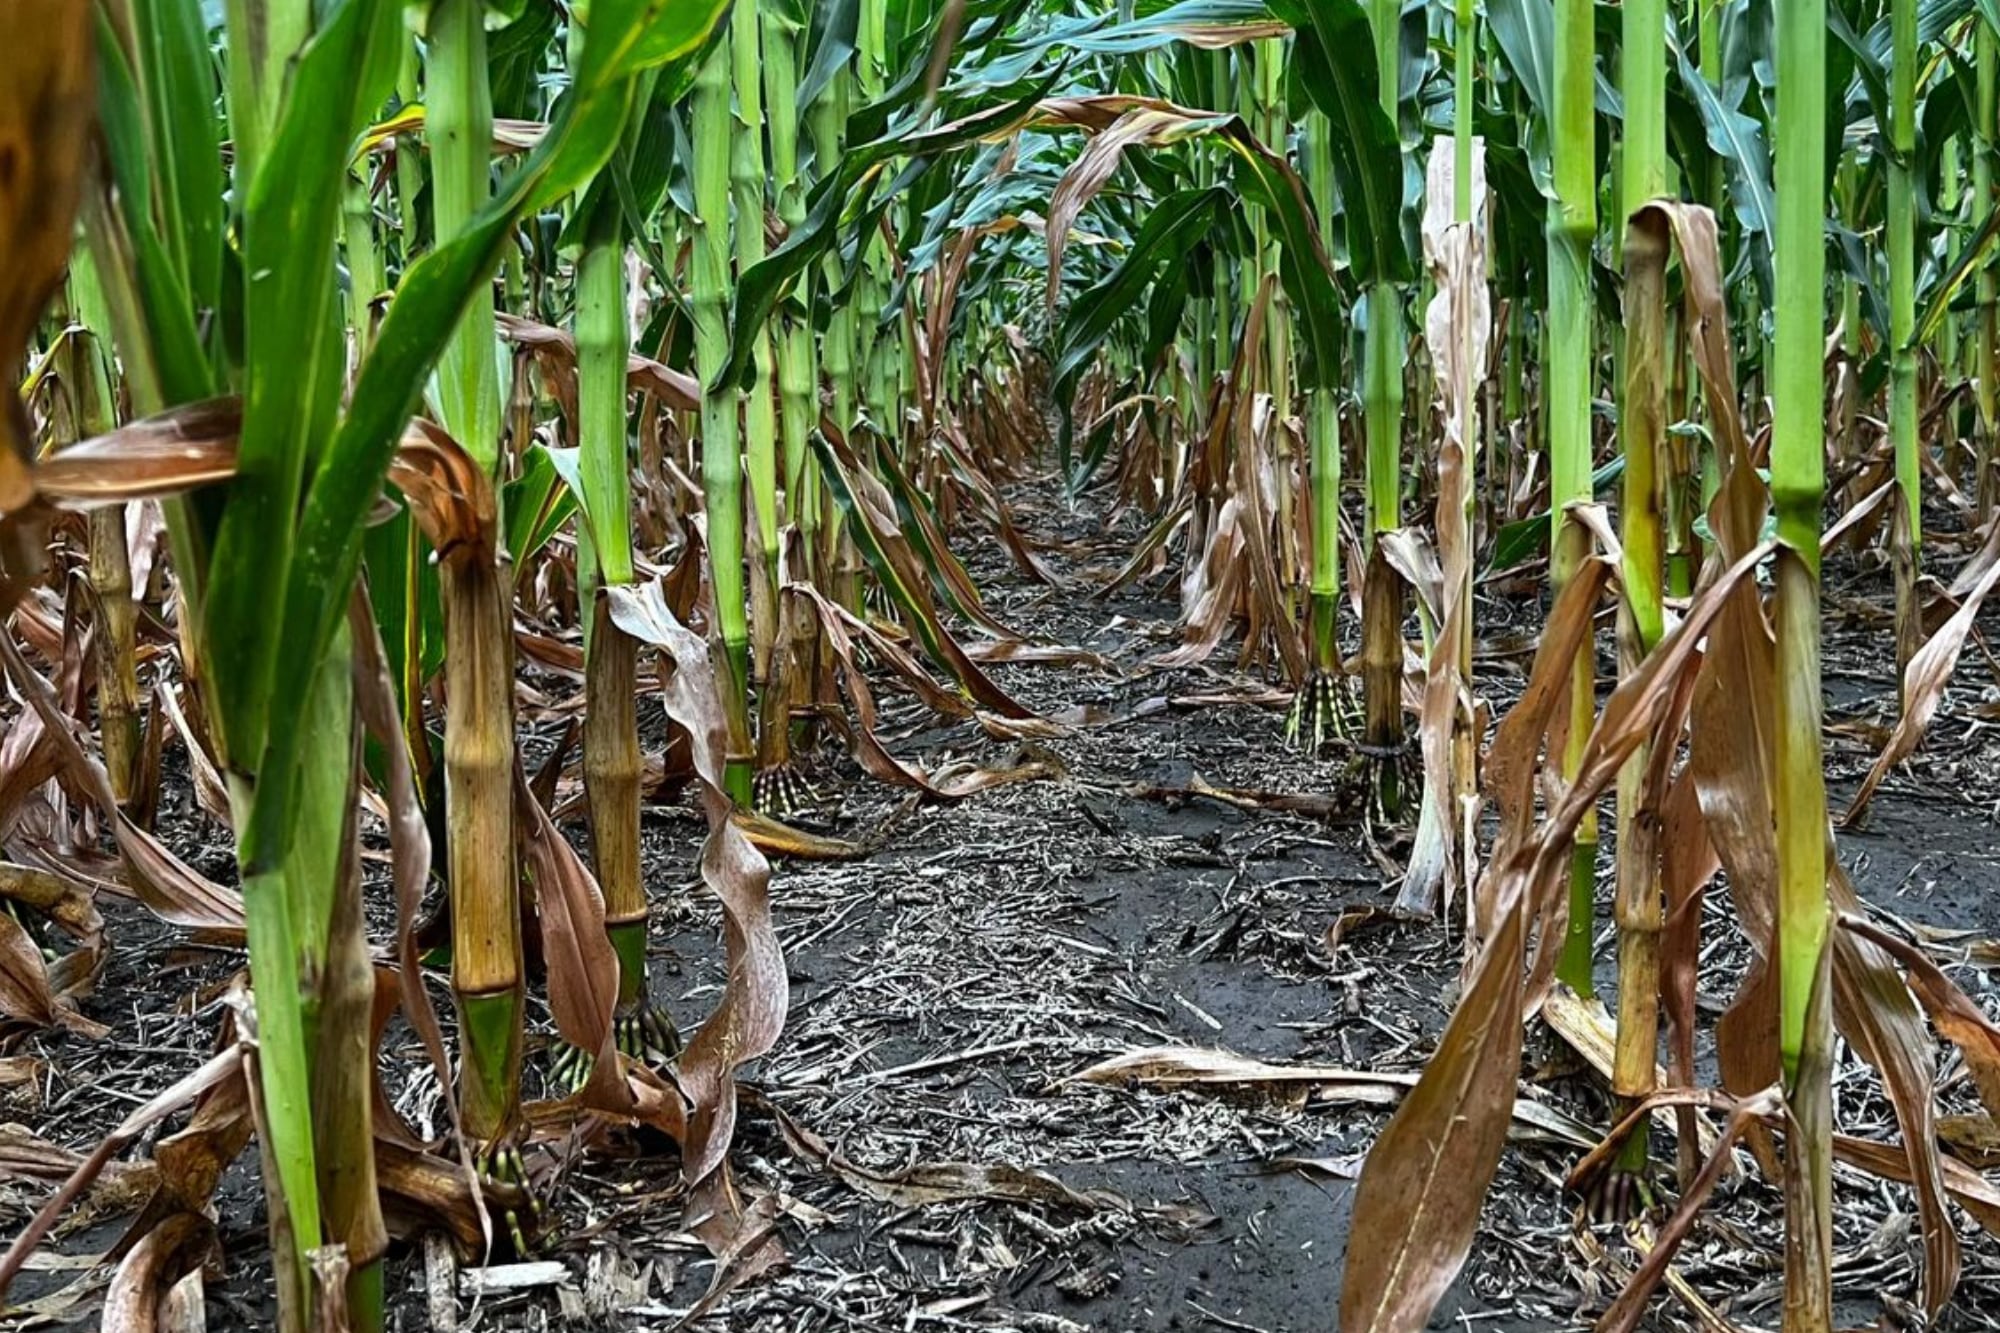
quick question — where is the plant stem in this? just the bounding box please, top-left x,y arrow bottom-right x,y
1614,0 -> 1668,1159
576,211 -> 651,1016
765,3 -> 818,550
1305,114 -> 1340,676
1888,0 -> 1920,695
1774,0 -> 1832,1315
440,548 -> 522,1148
1551,0 -> 1598,997
692,32 -> 756,801
429,0 -> 503,474
1979,29 -> 1997,515
1361,0 -> 1406,807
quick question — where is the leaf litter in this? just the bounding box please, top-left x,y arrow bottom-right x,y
10,473 -> 2000,1330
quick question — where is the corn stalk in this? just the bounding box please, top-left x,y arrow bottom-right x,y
1979,29 -> 1997,516
1773,0 -> 1834,1321
1361,0 -> 1407,813
1614,0 -> 1669,1177
693,33 -> 758,802
1887,0 -> 1920,694
1550,0 -> 1598,997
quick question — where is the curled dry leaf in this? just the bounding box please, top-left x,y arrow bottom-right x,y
1120,774 -> 1358,822
603,581 -> 786,1263
811,424 -> 1036,719
1841,913 -> 2000,1116
0,1044 -> 242,1302
0,632 -> 245,938
730,808 -> 869,860
1832,1133 -> 2000,1237
1842,551 -> 2000,824
495,311 -> 699,412
1044,104 -> 1231,316
102,1212 -> 214,1333
1593,1088 -> 1785,1333
32,400 -> 242,507
1070,1046 -> 1593,1149
516,770 -> 625,1111
790,584 -> 1055,800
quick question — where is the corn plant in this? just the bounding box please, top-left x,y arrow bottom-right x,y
13,1 -> 2000,1329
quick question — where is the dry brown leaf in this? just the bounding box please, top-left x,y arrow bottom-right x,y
102,1213 -> 213,1333
1843,552 -> 2000,823
1072,1045 -> 1593,1148
0,633 -> 245,938
495,311 -> 698,412
517,771 -> 626,1111
730,809 -> 869,860
1842,913 -> 2000,1116
0,1045 -> 242,1302
1594,1088 -> 1785,1333
0,0 -> 94,520
603,581 -> 786,1268
32,401 -> 242,506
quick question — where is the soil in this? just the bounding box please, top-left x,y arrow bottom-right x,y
10,477 -> 2000,1332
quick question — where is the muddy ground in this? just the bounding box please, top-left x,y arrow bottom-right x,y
10,478 -> 2000,1332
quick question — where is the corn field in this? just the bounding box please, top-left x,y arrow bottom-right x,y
11,0 -> 2000,1327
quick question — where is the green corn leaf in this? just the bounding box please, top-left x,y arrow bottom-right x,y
801,0 -> 861,108
131,0 -> 226,323
1673,38 -> 1776,247
238,0 -> 734,873
91,10 -> 216,406
721,72 -> 1061,391
205,0 -> 403,778
1271,0 -> 1413,285
508,443 -> 581,571
1223,144 -> 1344,388
1052,185 -> 1224,486
1864,0 -> 1974,61
1915,204 -> 2000,345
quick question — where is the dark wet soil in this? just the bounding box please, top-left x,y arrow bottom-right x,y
11,476 -> 2000,1332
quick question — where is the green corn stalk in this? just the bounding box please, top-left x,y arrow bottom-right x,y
812,77 -> 859,443
1774,0 -> 1833,1319
1888,0 -> 1920,694
1455,0 -> 1474,223
1940,138 -> 1962,380
806,37 -> 860,604
429,0 -> 503,475
1255,39 -> 1295,600
344,173 -> 387,366
1210,52 -> 1235,413
762,0 -> 819,773
765,3 -> 819,552
1979,30 -> 1997,514
1614,0 -> 1668,1177
1448,0 -> 1479,860
575,200 -> 657,1038
1550,0 -> 1598,998
732,0 -> 782,688
1361,0 -> 1408,810
856,0 -> 898,439
1837,151 -> 1863,461
221,0 -> 309,182
1305,112 -> 1340,679
692,32 -> 757,802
